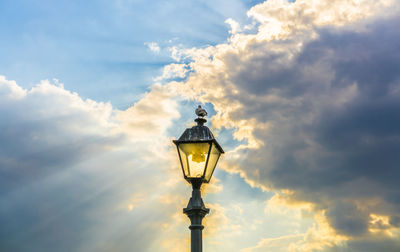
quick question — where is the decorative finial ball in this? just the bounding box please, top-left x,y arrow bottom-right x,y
195,105 -> 208,118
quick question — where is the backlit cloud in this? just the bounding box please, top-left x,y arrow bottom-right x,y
161,0 -> 400,250
2,0 -> 400,251
0,76 -> 186,252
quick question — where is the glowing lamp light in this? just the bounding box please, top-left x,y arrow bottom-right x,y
173,117 -> 224,183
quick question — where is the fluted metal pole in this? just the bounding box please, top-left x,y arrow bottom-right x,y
184,179 -> 209,252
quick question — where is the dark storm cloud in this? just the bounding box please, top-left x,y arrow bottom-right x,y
219,16 -> 400,244
327,237 -> 400,252
325,201 -> 369,236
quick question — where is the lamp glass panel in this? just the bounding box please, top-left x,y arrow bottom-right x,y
178,145 -> 189,177
204,142 -> 221,182
178,142 -> 211,178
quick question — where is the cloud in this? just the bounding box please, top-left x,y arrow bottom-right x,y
2,0 -> 400,251
154,63 -> 189,81
225,18 -> 242,34
0,76 -> 187,252
0,77 -> 120,189
241,234 -> 304,252
161,0 -> 400,250
145,42 -> 161,53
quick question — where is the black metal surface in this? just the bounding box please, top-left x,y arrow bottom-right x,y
177,125 -> 214,141
183,179 -> 209,252
173,124 -> 224,154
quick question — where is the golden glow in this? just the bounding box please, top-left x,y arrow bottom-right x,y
192,152 -> 206,163
179,143 -> 210,178
369,214 -> 393,235
203,143 -> 221,181
370,214 -> 390,226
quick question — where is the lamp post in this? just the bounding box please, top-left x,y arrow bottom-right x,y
173,106 -> 224,252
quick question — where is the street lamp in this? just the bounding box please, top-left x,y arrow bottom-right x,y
173,105 -> 224,252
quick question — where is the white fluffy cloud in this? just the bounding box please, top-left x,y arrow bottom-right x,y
154,63 -> 189,81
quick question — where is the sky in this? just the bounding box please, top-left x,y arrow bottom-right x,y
1,0 -> 400,251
